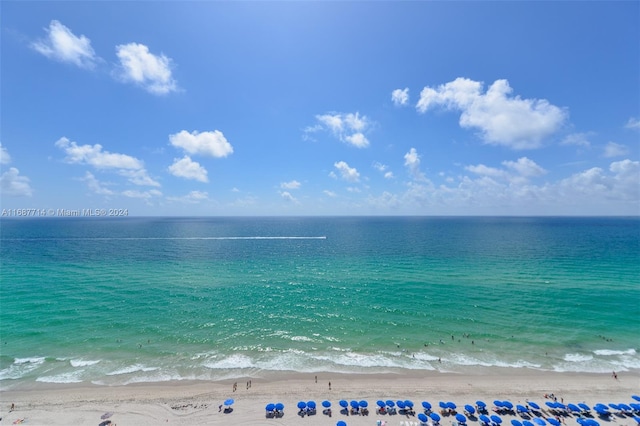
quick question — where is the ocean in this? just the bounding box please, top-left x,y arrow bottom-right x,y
0,216 -> 638,389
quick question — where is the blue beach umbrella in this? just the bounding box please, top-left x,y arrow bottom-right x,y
516,405 -> 529,413
633,395 -> 640,402
512,420 -> 523,426
634,417 -> 640,424
527,401 -> 540,410
418,413 -> 428,422
619,403 -> 632,411
547,418 -> 561,426
545,401 -> 557,409
322,400 -> 331,408
431,412 -> 441,422
491,414 -> 503,424
337,421 -> 347,426
533,418 -> 546,426
350,400 -> 359,409
359,400 -> 368,408
275,403 -> 284,411
479,414 -> 491,425
456,413 -> 467,423
578,403 -> 590,412
339,400 -> 348,408
502,401 -> 513,410
298,401 -> 307,410
522,421 -> 534,426
376,400 -> 385,408
224,398 -> 234,406
397,400 -> 406,409
265,403 -> 275,412
631,403 -> 640,411
609,403 -> 620,410
477,401 -> 487,408
440,401 -> 448,409
465,404 -> 476,414
423,401 -> 432,410
405,400 -> 414,408
447,402 -> 457,410
586,421 -> 600,426
567,403 -> 581,413
386,400 -> 395,408
495,400 -> 505,408
308,401 -> 316,408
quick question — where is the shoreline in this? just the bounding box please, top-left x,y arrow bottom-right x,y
1,370 -> 638,425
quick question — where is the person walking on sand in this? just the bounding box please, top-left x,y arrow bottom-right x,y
328,381 -> 331,390
612,371 -> 618,380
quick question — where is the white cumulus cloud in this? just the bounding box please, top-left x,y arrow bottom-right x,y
115,43 -> 177,95
404,148 -> 426,181
502,157 -> 547,178
416,78 -> 567,149
314,112 -> 372,148
56,137 -> 142,169
168,156 -> 209,182
391,88 -> 409,106
31,20 -> 97,69
55,137 -> 159,187
169,130 -> 233,158
333,161 -> 360,182
0,167 -> 33,197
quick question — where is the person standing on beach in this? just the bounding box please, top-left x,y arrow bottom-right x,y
328,381 -> 331,390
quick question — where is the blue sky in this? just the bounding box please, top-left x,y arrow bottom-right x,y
1,1 -> 638,216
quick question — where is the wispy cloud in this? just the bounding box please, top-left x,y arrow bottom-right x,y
625,117 -> 640,130
115,43 -> 177,95
280,180 -> 301,190
0,144 -> 11,165
603,142 -> 628,158
167,190 -> 209,204
31,20 -> 98,69
416,78 -> 567,149
391,88 -> 409,106
55,137 -> 160,187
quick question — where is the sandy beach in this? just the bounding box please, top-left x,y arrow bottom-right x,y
1,370 -> 638,426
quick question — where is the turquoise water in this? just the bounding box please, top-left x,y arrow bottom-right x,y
1,217 -> 638,388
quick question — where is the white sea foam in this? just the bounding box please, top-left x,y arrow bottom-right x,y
290,335 -> 315,342
70,359 -> 101,367
203,354 -> 255,370
36,371 -> 83,384
594,348 -> 636,356
14,356 -> 45,365
106,364 -> 158,376
564,353 -> 593,362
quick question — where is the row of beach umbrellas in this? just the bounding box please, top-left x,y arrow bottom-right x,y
265,395 -> 640,424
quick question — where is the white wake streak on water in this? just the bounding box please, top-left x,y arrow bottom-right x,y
4,236 -> 327,241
